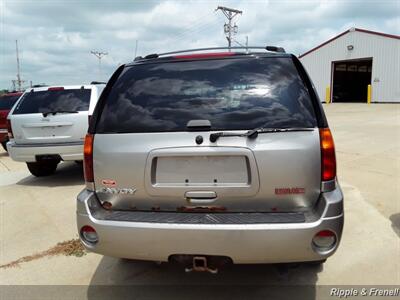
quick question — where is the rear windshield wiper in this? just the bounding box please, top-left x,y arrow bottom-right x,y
42,110 -> 79,117
209,127 -> 315,142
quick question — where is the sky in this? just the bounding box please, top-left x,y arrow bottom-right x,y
0,0 -> 399,90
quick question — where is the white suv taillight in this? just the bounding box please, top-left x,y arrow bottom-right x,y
6,119 -> 13,138
319,128 -> 336,181
83,134 -> 94,183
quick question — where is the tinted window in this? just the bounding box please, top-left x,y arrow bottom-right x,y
0,95 -> 21,110
96,57 -> 317,133
13,89 -> 91,114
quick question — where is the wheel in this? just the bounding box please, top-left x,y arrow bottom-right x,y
1,140 -> 8,151
26,161 -> 59,177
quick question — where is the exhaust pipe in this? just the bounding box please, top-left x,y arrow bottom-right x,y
185,256 -> 218,274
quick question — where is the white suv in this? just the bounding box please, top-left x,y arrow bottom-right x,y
7,84 -> 104,176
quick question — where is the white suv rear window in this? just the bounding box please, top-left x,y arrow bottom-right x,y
13,89 -> 91,114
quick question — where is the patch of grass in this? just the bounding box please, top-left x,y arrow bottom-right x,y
0,239 -> 86,269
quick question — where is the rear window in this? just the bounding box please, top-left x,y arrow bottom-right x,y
96,57 -> 317,133
13,89 -> 91,115
0,95 -> 21,110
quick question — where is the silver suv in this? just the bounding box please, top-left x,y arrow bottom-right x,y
77,47 -> 343,270
7,84 -> 104,176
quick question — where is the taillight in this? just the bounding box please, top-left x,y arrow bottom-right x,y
319,128 -> 336,181
83,134 -> 94,182
6,119 -> 13,138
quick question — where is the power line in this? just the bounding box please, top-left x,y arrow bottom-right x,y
141,11 -> 222,54
233,35 -> 249,52
170,19 -> 220,44
215,6 -> 242,50
167,16 -> 220,43
172,11 -> 219,37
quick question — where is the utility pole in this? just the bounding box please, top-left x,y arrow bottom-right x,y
216,6 -> 242,50
134,40 -> 139,58
90,50 -> 108,78
15,40 -> 25,91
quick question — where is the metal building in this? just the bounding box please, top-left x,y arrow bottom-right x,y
299,28 -> 400,103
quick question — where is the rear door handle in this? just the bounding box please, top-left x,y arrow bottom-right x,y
185,191 -> 217,199
185,191 -> 217,204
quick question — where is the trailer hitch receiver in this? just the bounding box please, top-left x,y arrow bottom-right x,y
185,256 -> 218,274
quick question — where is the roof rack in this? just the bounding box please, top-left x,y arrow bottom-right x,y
140,46 -> 285,60
90,81 -> 107,85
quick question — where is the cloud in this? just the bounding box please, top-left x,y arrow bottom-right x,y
0,0 -> 399,90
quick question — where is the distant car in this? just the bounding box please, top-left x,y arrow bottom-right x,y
0,92 -> 23,151
77,46 -> 344,270
7,84 -> 105,176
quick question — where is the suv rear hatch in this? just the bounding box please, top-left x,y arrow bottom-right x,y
90,54 -> 325,213
10,87 -> 92,145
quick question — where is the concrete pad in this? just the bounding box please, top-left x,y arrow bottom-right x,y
317,183 -> 400,285
0,162 -> 84,264
325,104 -> 400,220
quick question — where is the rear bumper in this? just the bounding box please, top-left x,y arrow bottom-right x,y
76,187 -> 344,264
7,140 -> 83,162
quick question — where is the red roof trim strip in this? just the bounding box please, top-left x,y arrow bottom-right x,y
355,28 -> 400,40
299,28 -> 400,58
3,92 -> 23,97
47,87 -> 65,91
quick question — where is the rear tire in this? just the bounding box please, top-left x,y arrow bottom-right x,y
27,161 -> 58,177
1,141 -> 8,151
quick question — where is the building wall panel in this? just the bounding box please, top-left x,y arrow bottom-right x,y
300,30 -> 400,102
